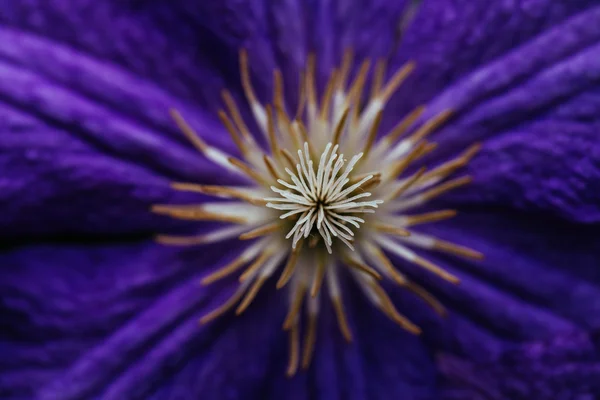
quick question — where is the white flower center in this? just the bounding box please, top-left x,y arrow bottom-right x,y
265,142 -> 383,253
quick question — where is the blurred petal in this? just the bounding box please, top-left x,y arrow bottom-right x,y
439,331 -> 600,400
396,211 -> 600,350
0,239 -> 286,399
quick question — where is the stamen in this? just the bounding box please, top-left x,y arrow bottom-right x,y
236,275 -> 268,315
239,222 -> 281,240
277,242 -> 303,289
369,281 -> 421,334
383,105 -> 426,145
301,312 -> 318,369
171,183 -> 267,206
228,157 -> 271,186
169,109 -> 208,152
370,58 -> 386,99
310,256 -> 327,297
263,155 -> 282,181
220,90 -> 254,142
201,241 -> 265,285
283,284 -> 307,330
402,210 -> 457,226
344,257 -> 383,280
286,323 -> 300,377
217,110 -> 246,155
407,109 -> 453,144
332,107 -> 350,144
373,223 -> 411,237
150,204 -> 248,224
362,111 -> 384,157
200,282 -> 250,324
302,295 -> 319,369
379,61 -> 415,102
433,239 -> 485,260
156,225 -> 247,247
273,69 -> 285,111
326,267 -> 353,341
239,250 -> 273,282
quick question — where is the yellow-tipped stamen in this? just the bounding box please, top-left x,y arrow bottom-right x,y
344,258 -> 383,281
295,71 -> 306,120
412,255 -> 460,284
418,176 -> 472,202
346,60 -> 371,111
384,105 -> 426,145
273,69 -> 285,111
202,251 -> 255,285
416,143 -> 482,185
306,54 -> 317,112
373,223 -> 411,237
239,223 -> 281,240
200,287 -> 247,324
228,157 -> 271,187
332,296 -> 353,342
320,70 -> 338,120
362,111 -> 384,157
367,244 -> 408,286
370,281 -> 421,334
280,148 -> 297,169
151,205 -> 247,224
277,243 -> 303,289
406,282 -> 446,316
221,90 -> 254,142
170,183 -> 266,206
266,105 -> 280,157
283,284 -> 307,330
387,167 -> 427,200
310,256 -> 327,297
239,250 -> 273,282
217,110 -> 247,155
379,61 -> 415,102
337,49 -> 354,91
263,155 -> 282,181
236,276 -> 268,315
371,58 -> 386,99
433,239 -> 485,260
407,109 -> 453,144
403,210 -> 458,226
239,49 -> 259,106
301,313 -> 318,369
286,323 -> 300,377
169,109 -> 208,152
331,107 -> 350,145
386,143 -> 428,180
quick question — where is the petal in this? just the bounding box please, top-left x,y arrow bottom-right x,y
388,1 -> 600,115
439,330 -> 600,399
0,239 -> 287,399
0,10 -> 252,235
398,210 -> 600,349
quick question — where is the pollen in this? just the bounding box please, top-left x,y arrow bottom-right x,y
154,48 -> 483,376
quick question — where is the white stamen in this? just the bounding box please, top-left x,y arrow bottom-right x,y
266,142 -> 383,252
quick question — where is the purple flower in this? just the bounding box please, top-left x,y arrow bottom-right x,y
2,1 -> 600,399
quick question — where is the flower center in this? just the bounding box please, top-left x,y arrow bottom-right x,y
153,47 -> 484,377
266,142 -> 383,253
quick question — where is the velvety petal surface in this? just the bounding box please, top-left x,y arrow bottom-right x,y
439,331 -> 600,399
2,1 -> 600,400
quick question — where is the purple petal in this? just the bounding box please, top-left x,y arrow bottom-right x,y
0,239 -> 286,399
439,331 -> 600,399
400,211 -> 600,347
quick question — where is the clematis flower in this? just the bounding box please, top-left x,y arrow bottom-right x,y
2,1 -> 600,399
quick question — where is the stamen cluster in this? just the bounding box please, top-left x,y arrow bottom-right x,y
154,49 -> 483,376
